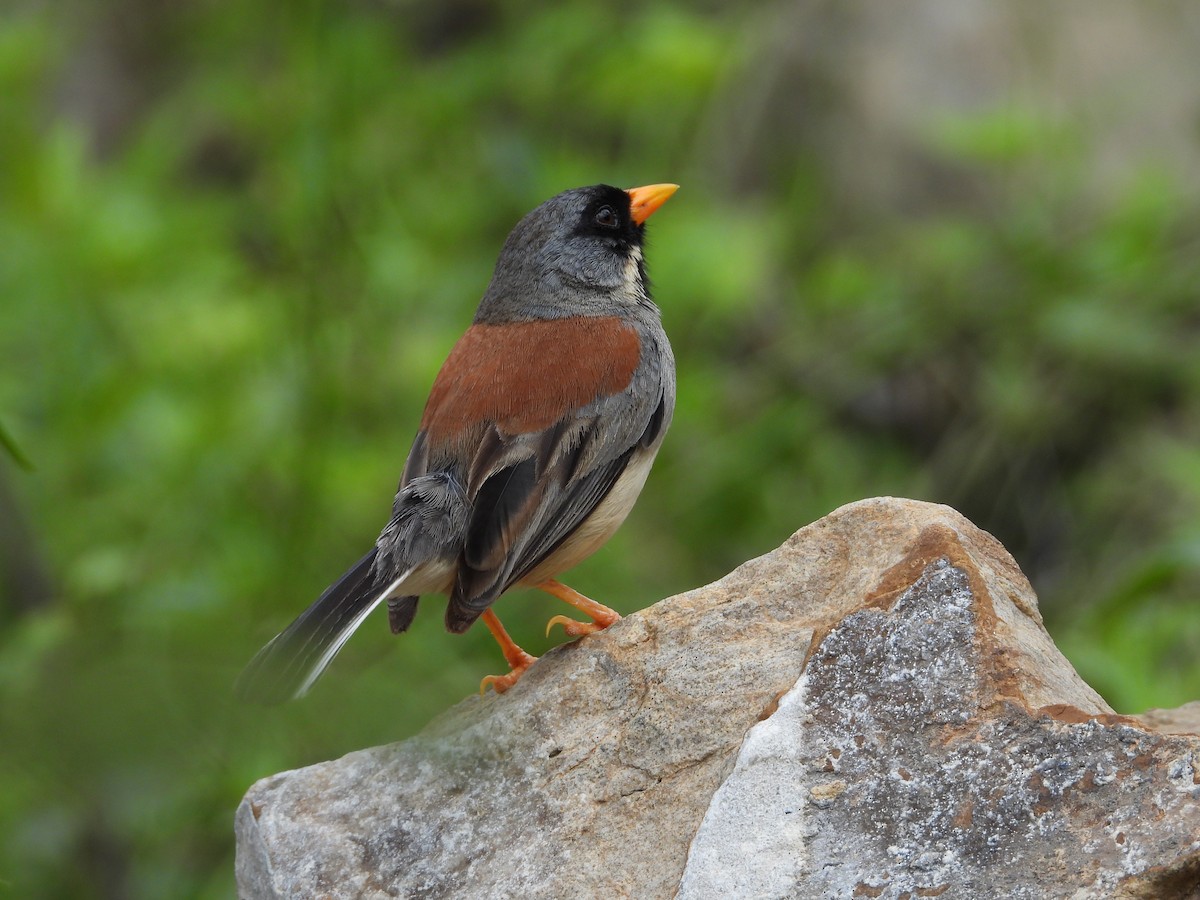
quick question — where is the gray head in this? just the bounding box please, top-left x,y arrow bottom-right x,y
475,183 -> 678,323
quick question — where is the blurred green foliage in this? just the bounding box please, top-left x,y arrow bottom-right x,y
1,1 -> 1199,897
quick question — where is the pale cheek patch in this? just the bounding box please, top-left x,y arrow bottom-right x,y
619,246 -> 647,305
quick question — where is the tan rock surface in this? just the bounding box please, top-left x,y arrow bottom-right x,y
235,498 -> 1200,899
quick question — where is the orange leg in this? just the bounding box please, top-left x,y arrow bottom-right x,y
538,579 -> 622,638
479,609 -> 537,694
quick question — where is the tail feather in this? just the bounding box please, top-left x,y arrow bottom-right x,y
236,550 -> 403,704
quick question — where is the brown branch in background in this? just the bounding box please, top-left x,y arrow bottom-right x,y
0,467 -> 54,618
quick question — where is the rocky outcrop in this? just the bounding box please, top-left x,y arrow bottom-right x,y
235,498 -> 1200,899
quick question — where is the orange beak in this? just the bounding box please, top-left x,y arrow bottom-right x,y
626,183 -> 679,225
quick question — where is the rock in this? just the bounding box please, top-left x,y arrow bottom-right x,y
1142,702 -> 1200,738
235,498 -> 1200,899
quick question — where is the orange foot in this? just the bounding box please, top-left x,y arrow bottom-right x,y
480,659 -> 534,695
545,614 -> 605,637
479,609 -> 537,694
538,579 -> 621,638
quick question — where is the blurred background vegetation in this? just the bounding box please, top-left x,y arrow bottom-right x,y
2,0 -> 1199,896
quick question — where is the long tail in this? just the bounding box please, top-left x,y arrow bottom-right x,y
235,550 -> 402,704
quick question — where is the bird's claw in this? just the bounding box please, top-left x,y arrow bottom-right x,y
545,614 -> 597,637
479,672 -> 519,695
479,659 -> 534,695
545,612 -> 620,638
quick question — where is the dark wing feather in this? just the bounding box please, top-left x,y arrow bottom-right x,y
463,455 -> 544,573
449,455 -> 544,625
508,446 -> 636,584
509,392 -> 667,580
445,419 -> 639,632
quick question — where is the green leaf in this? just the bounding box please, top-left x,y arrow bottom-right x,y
0,418 -> 32,471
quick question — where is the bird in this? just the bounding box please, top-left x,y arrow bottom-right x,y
235,182 -> 678,703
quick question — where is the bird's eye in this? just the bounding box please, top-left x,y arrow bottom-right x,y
593,205 -> 618,228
